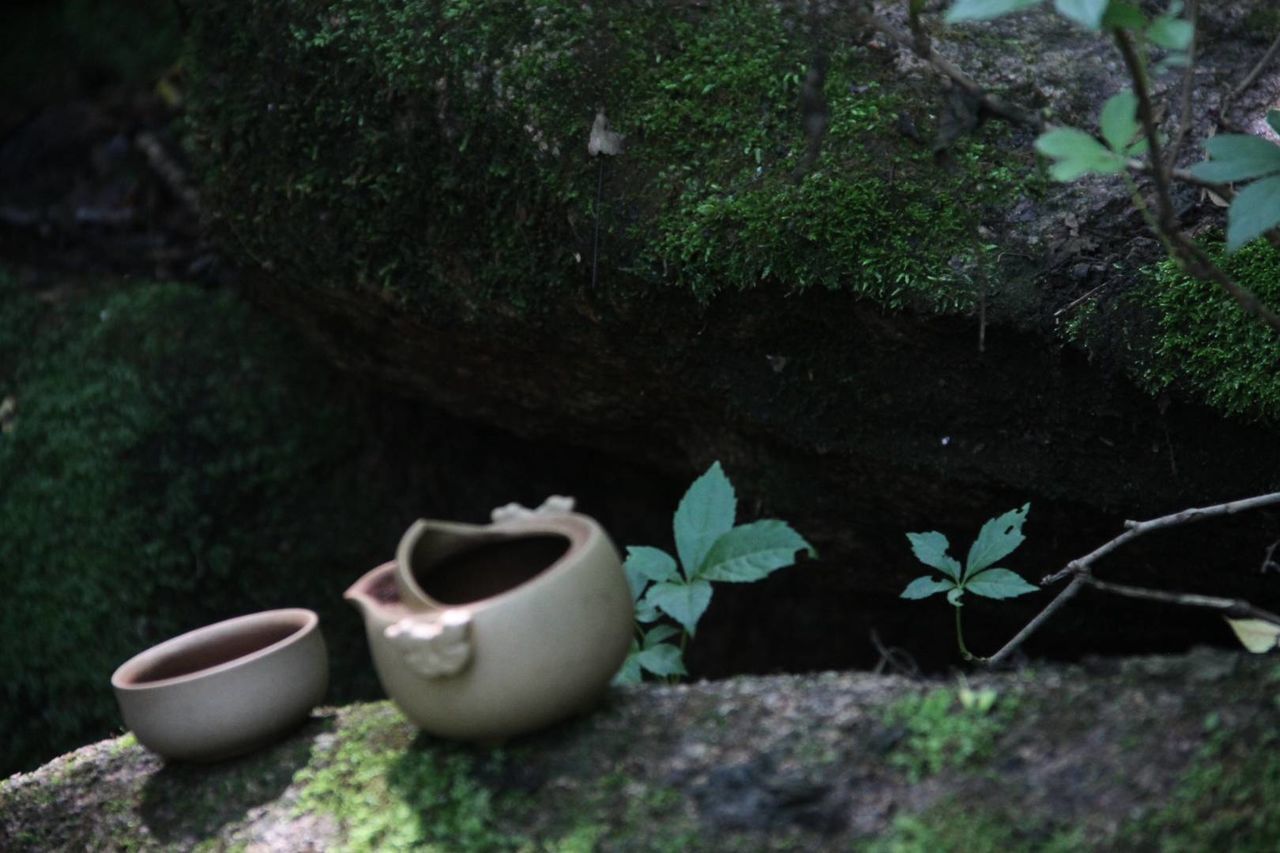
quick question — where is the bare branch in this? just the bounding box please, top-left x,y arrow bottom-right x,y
1080,576 -> 1280,625
984,576 -> 1084,666
1166,0 -> 1199,167
1116,30 -> 1280,335
1219,28 -> 1280,132
1115,30 -> 1176,229
1043,492 -> 1280,586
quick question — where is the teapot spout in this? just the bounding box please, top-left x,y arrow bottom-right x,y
344,561 -> 403,629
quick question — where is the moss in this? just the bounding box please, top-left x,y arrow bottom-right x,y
293,705 -> 518,851
882,685 -> 1017,783
186,0 -> 1031,316
863,803 -> 1083,853
1120,713 -> 1280,851
1138,240 -> 1280,423
0,275 -> 398,776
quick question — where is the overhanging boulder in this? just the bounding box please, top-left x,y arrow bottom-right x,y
183,0 -> 1280,667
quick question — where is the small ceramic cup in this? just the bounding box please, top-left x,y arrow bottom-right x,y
111,608 -> 328,762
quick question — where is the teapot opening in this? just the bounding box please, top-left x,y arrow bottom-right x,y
412,533 -> 571,605
117,622 -> 302,685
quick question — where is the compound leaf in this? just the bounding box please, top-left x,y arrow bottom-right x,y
1035,128 -> 1125,180
945,0 -> 1042,23
965,503 -> 1030,575
636,643 -> 688,677
965,568 -> 1039,599
1147,14 -> 1193,50
900,576 -> 956,600
624,546 -> 679,602
613,644 -> 643,685
1100,90 -> 1140,154
1227,174 -> 1280,250
1055,0 -> 1109,29
673,461 -> 736,577
645,580 -> 713,636
1189,135 -> 1280,184
906,531 -> 962,581
699,519 -> 815,582
643,624 -> 681,647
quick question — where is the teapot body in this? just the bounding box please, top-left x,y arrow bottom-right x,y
346,512 -> 632,739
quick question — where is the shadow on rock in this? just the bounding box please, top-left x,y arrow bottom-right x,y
138,714 -> 333,844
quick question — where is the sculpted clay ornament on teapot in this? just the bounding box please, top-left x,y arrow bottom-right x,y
345,497 -> 634,740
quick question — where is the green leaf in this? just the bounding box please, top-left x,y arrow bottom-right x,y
1102,2 -> 1146,29
613,644 -> 643,685
1189,135 -> 1280,184
636,643 -> 687,677
624,546 -> 679,602
906,531 -> 962,581
965,568 -> 1039,599
673,461 -> 736,577
1147,15 -> 1193,51
945,0 -> 1042,23
1054,0 -> 1109,29
635,597 -> 660,623
1099,90 -> 1140,154
643,624 -> 681,647
947,587 -> 965,607
698,519 -> 814,582
1227,174 -> 1280,250
1268,110 -> 1280,138
965,503 -> 1030,575
901,576 -> 956,600
645,580 -> 713,636
1035,128 -> 1126,180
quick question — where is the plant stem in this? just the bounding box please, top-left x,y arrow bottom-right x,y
954,605 -> 981,662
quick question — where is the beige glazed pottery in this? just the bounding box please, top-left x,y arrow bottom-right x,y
111,608 -> 328,762
345,507 -> 632,740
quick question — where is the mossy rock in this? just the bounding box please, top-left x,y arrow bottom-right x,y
5,651 -> 1280,851
0,273 -> 400,776
185,0 -> 1032,316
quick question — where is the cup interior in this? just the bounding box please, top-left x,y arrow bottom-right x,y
114,611 -> 313,687
412,533 -> 570,605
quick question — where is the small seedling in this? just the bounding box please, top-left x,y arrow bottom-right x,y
900,504 -> 1038,660
615,461 -> 815,684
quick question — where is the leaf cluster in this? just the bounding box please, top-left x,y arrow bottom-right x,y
900,504 -> 1038,605
615,461 -> 815,684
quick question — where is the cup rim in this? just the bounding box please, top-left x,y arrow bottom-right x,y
111,608 -> 319,692
395,514 -> 600,611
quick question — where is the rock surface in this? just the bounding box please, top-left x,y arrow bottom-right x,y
182,0 -> 1280,670
4,649 -> 1279,851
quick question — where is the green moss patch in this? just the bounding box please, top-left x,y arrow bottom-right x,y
187,0 -> 1030,314
882,685 -> 1018,783
1139,240 -> 1280,422
0,274 -> 396,775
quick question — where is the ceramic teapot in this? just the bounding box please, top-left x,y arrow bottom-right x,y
345,498 -> 633,740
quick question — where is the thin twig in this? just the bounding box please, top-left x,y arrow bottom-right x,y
1079,576 -> 1280,625
1117,30 -> 1280,334
1166,0 -> 1199,167
982,491 -> 1280,666
1053,281 -> 1108,319
1042,491 -> 1280,586
984,576 -> 1085,666
1115,30 -> 1175,229
1219,28 -> 1280,131
1262,539 -> 1280,574
854,10 -> 1043,131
